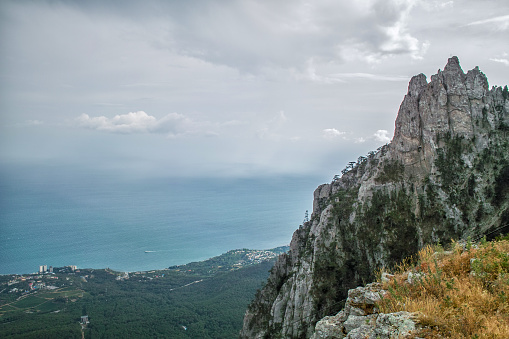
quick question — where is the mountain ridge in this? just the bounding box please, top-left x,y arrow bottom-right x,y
240,56 -> 509,338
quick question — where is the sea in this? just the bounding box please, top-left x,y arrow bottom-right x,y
0,165 -> 322,275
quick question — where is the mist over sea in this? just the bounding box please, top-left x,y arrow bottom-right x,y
0,165 -> 321,275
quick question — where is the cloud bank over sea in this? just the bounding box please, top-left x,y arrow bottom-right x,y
1,0 -> 508,178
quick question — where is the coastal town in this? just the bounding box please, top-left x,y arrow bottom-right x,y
0,246 -> 288,316
2,265 -> 79,296
0,246 -> 288,337
167,246 -> 289,275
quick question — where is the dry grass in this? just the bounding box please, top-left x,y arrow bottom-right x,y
378,237 -> 509,338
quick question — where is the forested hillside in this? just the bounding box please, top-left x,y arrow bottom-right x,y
0,248 -> 285,338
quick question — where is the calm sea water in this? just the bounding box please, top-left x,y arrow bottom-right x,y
0,165 -> 321,274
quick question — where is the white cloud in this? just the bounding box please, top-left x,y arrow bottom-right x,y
465,15 -> 509,30
26,120 -> 44,126
76,111 -> 190,136
335,0 -> 429,64
376,0 -> 430,60
270,111 -> 288,125
419,1 -> 454,12
257,111 -> 293,141
323,129 -> 393,144
297,58 -> 346,84
330,72 -> 409,82
322,128 -> 345,140
373,129 -> 391,142
437,1 -> 454,10
490,58 -> 509,66
380,20 -> 418,53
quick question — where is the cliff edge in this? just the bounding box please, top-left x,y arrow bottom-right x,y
240,57 -> 509,338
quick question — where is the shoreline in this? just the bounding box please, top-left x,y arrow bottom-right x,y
0,245 -> 289,277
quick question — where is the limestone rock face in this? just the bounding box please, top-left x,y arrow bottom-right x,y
240,57 -> 509,338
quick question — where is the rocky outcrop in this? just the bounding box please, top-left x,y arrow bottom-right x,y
311,283 -> 417,339
240,57 -> 509,338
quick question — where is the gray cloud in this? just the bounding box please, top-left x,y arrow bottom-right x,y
1,0 -> 508,178
144,0 -> 430,71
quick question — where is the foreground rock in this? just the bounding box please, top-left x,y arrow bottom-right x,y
311,283 -> 417,339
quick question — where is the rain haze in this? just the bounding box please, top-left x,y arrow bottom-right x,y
1,0 -> 509,180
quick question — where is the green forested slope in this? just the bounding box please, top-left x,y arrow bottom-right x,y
0,252 -> 278,338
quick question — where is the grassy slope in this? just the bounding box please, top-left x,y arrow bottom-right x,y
378,236 -> 509,338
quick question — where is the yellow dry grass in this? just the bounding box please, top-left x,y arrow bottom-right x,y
378,237 -> 509,338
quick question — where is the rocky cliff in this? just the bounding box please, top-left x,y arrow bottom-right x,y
240,57 -> 509,338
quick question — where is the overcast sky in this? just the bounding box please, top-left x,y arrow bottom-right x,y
1,0 -> 508,180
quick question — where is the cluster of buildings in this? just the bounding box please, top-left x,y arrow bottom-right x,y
2,264 -> 81,296
5,274 -> 59,294
230,250 -> 281,269
28,281 -> 57,290
245,250 -> 279,263
39,265 -> 52,273
80,315 -> 90,325
115,272 -> 130,281
38,265 -> 77,274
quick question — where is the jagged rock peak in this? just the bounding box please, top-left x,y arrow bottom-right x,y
444,55 -> 462,73
407,73 -> 427,98
407,56 -> 485,100
392,56 -> 491,160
